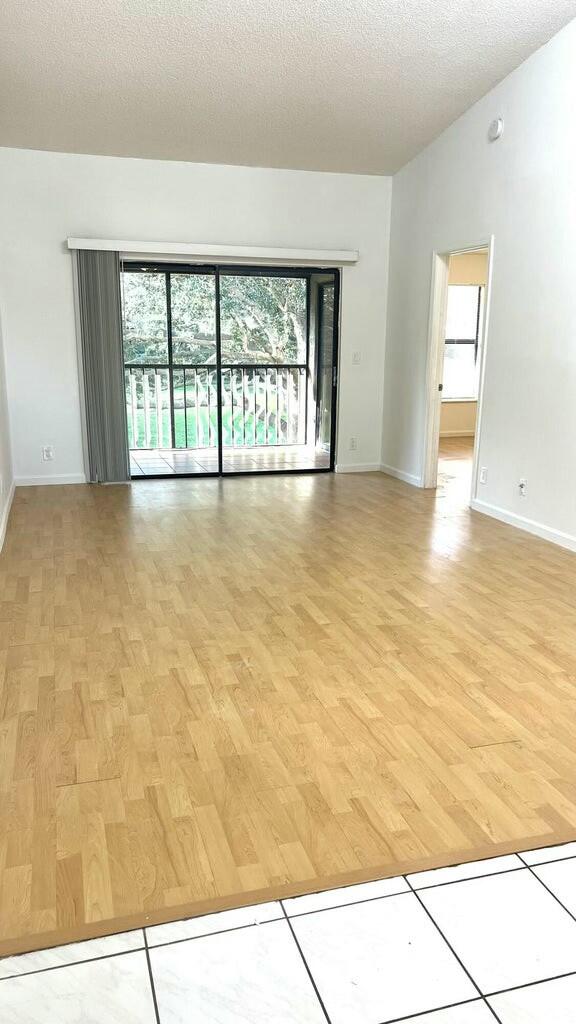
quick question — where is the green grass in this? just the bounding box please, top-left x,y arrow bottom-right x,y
126,375 -> 301,449
127,405 -> 286,449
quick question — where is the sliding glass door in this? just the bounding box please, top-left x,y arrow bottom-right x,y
120,263 -> 339,477
220,270 -> 310,473
122,266 -> 219,476
312,276 -> 337,470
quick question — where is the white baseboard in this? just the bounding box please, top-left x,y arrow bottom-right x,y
439,430 -> 475,437
335,462 -> 382,473
380,463 -> 422,487
471,498 -> 576,553
0,480 -> 15,552
15,473 -> 87,486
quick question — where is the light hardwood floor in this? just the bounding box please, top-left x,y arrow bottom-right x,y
2,456 -> 576,955
437,434 -> 474,502
438,433 -> 475,460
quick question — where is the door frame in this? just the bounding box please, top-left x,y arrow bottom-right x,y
422,237 -> 495,501
315,278 -> 339,465
121,261 -> 340,477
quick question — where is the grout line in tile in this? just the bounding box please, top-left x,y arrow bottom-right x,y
279,903 -> 332,1024
406,864 -> 526,892
280,888 -> 413,918
377,995 -> 486,1024
282,863 -> 526,919
145,914 -> 284,950
143,927 -> 161,1024
0,940 -> 146,982
523,861 -> 576,925
518,851 -> 576,868
0,927 -> 143,962
485,966 -> 576,999
403,875 -> 502,1024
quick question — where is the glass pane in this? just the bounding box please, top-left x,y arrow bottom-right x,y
121,271 -> 168,364
122,268 -> 219,476
170,274 -> 217,365
316,282 -> 334,454
125,367 -> 173,449
182,368 -> 218,450
219,275 -> 307,364
445,285 -> 479,340
442,343 -> 479,399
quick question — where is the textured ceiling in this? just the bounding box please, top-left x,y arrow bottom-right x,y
1,0 -> 575,174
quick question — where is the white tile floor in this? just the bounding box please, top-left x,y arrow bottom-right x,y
129,445 -> 330,476
3,840 -> 576,1022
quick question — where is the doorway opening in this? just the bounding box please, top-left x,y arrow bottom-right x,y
121,263 -> 339,477
423,243 -> 492,505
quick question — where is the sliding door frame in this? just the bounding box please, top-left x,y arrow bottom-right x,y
315,279 -> 339,458
214,268 -> 224,475
122,261 -> 340,478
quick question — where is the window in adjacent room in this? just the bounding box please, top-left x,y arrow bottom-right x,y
442,285 -> 484,400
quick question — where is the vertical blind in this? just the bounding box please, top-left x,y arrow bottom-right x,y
76,250 -> 130,483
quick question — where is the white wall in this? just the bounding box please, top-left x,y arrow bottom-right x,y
440,401 -> 476,437
382,19 -> 576,546
448,250 -> 488,286
0,308 -> 14,548
0,150 -> 391,482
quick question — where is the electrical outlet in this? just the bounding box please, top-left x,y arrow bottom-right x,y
352,351 -> 361,365
349,436 -> 358,451
42,445 -> 54,462
519,477 -> 527,497
479,466 -> 488,484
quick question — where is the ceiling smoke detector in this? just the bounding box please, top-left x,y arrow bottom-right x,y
488,117 -> 504,142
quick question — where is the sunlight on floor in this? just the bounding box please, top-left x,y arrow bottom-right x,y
437,435 -> 474,506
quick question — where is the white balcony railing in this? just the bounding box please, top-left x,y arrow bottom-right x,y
125,363 -> 307,450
